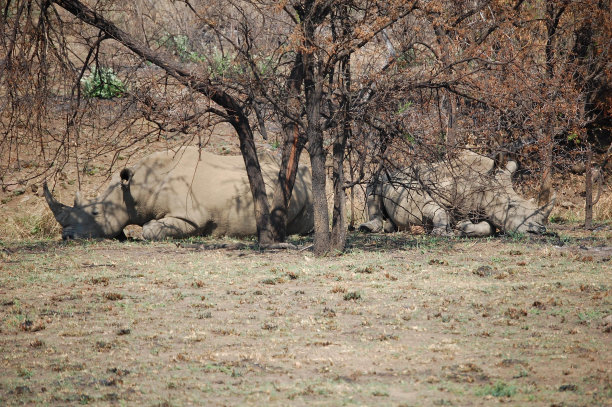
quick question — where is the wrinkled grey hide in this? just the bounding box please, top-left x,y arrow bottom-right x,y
45,147 -> 314,240
359,151 -> 554,237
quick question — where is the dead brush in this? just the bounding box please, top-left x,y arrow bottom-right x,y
554,189 -> 612,225
550,176 -> 611,225
0,210 -> 60,240
593,185 -> 612,222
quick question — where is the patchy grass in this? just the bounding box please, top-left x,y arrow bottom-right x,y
475,381 -> 518,398
0,229 -> 610,406
0,210 -> 60,240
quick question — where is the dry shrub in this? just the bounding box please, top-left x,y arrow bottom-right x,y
0,207 -> 60,240
593,186 -> 612,222
550,185 -> 612,224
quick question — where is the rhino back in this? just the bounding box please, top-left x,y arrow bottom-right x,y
124,147 -> 313,236
126,148 -> 254,235
285,164 -> 314,234
383,152 -> 500,227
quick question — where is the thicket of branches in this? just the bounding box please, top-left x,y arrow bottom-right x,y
1,0 -> 610,253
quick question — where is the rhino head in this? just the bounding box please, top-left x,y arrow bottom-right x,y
488,161 -> 555,234
43,179 -> 130,240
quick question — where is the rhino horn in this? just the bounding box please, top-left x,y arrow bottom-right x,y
540,193 -> 556,217
43,182 -> 70,222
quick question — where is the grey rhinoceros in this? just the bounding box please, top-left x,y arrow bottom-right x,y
44,146 -> 314,240
359,151 -> 555,237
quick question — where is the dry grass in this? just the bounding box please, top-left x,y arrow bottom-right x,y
594,186 -> 612,222
0,206 -> 60,240
548,174 -> 612,226
0,233 -> 610,406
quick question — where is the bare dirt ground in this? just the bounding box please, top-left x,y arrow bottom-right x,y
1,228 -> 610,406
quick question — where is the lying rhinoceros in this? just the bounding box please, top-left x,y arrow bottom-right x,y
44,147 -> 314,240
359,151 -> 555,237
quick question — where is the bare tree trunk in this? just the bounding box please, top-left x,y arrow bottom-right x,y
308,132 -> 330,255
584,145 -> 593,229
348,147 -> 355,231
446,94 -> 456,152
431,24 -> 456,156
538,123 -> 554,206
270,54 -> 305,242
538,4 -> 566,207
303,45 -> 330,255
269,123 -> 305,241
330,130 -> 347,251
330,54 -> 351,252
232,117 -> 274,245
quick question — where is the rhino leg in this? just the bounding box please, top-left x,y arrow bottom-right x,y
358,183 -> 385,233
456,220 -> 494,237
358,218 -> 383,233
383,219 -> 397,233
142,217 -> 198,240
423,201 -> 452,236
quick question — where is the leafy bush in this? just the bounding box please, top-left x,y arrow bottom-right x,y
208,48 -> 243,79
158,34 -> 204,63
475,381 -> 517,398
81,67 -> 126,99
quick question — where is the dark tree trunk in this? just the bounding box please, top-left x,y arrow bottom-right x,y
270,123 -> 305,242
307,128 -> 331,255
297,6 -> 332,256
303,45 -> 330,255
538,122 -> 554,206
270,54 -> 306,242
232,117 -> 274,245
584,146 -> 593,229
538,4 -> 565,207
330,125 -> 348,251
347,148 -> 356,231
51,0 -> 274,245
330,54 -> 351,252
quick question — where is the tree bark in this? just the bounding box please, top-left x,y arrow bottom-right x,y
51,0 -> 273,244
270,54 -> 306,242
269,123 -> 306,242
584,145 -> 593,229
232,117 -> 274,244
538,4 -> 566,207
307,127 -> 331,255
330,125 -> 348,251
330,54 -> 351,252
537,122 -> 554,206
303,38 -> 330,255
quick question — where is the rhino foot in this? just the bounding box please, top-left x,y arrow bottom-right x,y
260,242 -> 298,250
456,220 -> 494,237
358,220 -> 383,233
383,220 -> 398,233
142,217 -> 198,240
431,226 -> 454,237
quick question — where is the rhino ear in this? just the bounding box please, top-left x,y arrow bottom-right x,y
120,168 -> 134,189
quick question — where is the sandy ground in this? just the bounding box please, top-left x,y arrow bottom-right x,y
1,229 -> 610,406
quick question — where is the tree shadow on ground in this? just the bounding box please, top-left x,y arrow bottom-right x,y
2,226 -> 609,256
